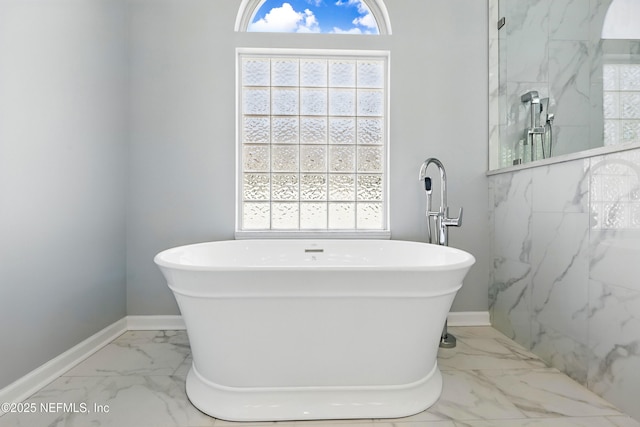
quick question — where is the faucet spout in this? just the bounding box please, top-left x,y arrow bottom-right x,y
418,158 -> 462,247
419,157 -> 447,210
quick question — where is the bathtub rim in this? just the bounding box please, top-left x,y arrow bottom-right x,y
154,239 -> 476,273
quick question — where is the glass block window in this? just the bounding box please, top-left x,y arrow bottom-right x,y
603,63 -> 640,146
237,50 -> 389,233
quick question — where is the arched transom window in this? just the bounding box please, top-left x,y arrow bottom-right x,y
235,0 -> 392,35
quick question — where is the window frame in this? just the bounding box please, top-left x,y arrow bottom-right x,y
235,47 -> 391,239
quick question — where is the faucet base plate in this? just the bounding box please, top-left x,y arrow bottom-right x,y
439,333 -> 457,349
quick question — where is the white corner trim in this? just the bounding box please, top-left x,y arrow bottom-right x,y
0,318 -> 127,414
447,311 -> 491,326
126,315 -> 186,330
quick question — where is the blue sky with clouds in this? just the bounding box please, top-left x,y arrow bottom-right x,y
249,0 -> 379,34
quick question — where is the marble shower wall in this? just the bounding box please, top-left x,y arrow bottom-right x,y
489,147 -> 640,421
490,0 -> 640,168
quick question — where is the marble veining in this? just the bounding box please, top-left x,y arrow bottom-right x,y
549,0 -> 590,42
0,327 -> 638,427
492,169 -> 533,263
530,212 -> 589,344
490,146 -> 640,422
530,320 -> 590,385
588,280 -> 640,417
489,256 -> 532,345
531,161 -> 589,213
478,368 -> 620,418
549,41 -> 590,127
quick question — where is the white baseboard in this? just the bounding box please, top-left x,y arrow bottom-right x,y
0,311 -> 489,412
447,311 -> 491,326
126,315 -> 185,330
0,318 -> 127,415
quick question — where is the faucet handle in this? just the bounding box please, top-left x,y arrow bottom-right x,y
444,207 -> 463,227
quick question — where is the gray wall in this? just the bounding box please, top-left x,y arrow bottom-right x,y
127,0 -> 490,314
0,0 -> 490,390
0,0 -> 127,388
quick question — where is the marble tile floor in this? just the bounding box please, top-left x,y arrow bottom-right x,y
1,326 -> 638,427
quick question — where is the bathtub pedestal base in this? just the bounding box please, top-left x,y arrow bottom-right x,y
185,364 -> 443,422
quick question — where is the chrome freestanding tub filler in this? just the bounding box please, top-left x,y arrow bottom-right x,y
154,239 -> 475,421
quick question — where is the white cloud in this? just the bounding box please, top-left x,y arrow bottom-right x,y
298,9 -> 320,33
248,3 -> 320,33
335,0 -> 366,14
352,12 -> 376,29
335,0 -> 377,31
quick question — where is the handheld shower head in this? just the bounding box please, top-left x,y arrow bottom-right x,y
522,90 -> 543,130
424,177 -> 432,192
521,90 -> 540,104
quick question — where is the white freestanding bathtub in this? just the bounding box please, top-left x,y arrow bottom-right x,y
154,239 -> 475,422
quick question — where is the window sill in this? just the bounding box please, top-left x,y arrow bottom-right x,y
235,230 -> 391,240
